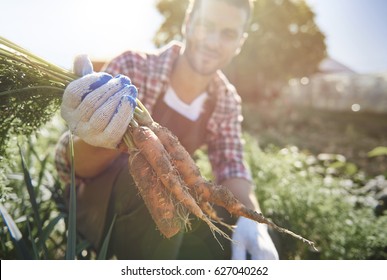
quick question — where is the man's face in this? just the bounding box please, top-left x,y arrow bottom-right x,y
183,1 -> 248,76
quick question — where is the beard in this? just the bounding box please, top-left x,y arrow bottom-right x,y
183,41 -> 226,76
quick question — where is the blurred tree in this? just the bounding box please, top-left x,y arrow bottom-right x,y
154,0 -> 188,46
154,0 -> 326,102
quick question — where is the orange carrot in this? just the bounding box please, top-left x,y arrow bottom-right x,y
199,201 -> 235,231
132,102 -> 317,250
148,123 -> 254,212
129,124 -> 230,241
128,149 -> 188,238
147,122 -> 317,250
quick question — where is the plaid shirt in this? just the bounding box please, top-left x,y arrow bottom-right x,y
55,41 -> 251,185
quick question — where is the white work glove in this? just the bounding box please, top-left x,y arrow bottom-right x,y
231,217 -> 279,260
61,55 -> 137,149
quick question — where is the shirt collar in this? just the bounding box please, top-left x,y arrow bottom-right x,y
155,41 -> 182,84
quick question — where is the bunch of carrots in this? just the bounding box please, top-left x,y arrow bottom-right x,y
126,102 -> 317,250
0,36 -> 317,251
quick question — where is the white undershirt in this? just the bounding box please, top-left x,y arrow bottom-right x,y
163,86 -> 208,121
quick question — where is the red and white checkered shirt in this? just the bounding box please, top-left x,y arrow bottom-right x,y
55,41 -> 251,185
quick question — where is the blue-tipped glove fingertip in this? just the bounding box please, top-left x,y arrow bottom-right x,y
115,74 -> 132,86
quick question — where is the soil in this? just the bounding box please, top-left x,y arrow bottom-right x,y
243,102 -> 387,177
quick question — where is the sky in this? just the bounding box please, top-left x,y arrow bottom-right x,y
305,0 -> 387,74
0,0 -> 162,69
1,0 -> 386,74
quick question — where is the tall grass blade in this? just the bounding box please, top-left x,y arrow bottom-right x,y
40,212 -> 66,245
26,219 -> 39,259
18,144 -> 48,259
0,36 -> 77,83
97,214 -> 117,260
65,132 -> 77,260
37,154 -> 49,190
0,203 -> 32,259
0,203 -> 22,241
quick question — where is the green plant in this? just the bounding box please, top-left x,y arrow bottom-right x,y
0,115 -> 119,260
0,117 -> 68,259
368,146 -> 387,157
244,135 -> 387,259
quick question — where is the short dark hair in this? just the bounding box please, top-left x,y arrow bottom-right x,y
187,0 -> 254,29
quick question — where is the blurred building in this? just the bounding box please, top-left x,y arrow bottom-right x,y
282,58 -> 387,113
318,58 -> 356,74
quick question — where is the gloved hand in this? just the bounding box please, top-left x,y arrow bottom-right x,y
231,217 -> 279,260
61,55 -> 137,149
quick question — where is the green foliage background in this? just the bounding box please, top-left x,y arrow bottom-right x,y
195,135 -> 387,260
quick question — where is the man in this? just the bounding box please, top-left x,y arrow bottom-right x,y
56,0 -> 278,260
